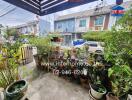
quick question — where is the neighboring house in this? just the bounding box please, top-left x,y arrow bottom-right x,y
75,17 -> 90,32
54,1 -> 132,45
89,13 -> 110,31
14,19 -> 50,36
54,18 -> 75,46
54,18 -> 75,33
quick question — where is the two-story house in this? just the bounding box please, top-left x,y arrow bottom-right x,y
54,1 -> 132,45
14,19 -> 51,36
54,18 -> 75,46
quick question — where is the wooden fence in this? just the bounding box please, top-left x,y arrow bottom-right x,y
21,45 -> 33,65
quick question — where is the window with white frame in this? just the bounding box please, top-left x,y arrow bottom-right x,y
94,16 -> 104,26
79,19 -> 86,27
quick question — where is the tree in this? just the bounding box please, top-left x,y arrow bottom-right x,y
3,27 -> 18,39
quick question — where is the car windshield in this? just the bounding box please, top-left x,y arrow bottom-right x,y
89,43 -> 97,47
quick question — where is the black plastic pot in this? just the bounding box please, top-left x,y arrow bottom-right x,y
106,92 -> 119,100
34,53 -> 48,70
5,80 -> 28,100
119,93 -> 128,100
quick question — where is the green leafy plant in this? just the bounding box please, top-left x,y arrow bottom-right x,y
97,85 -> 106,93
0,43 -> 21,88
83,31 -> 110,42
29,36 -> 52,55
104,7 -> 132,97
0,33 -> 22,88
104,7 -> 132,67
3,27 -> 18,39
108,65 -> 132,96
29,36 -> 52,69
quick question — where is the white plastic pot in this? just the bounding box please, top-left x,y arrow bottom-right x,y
0,88 -> 4,100
90,84 -> 106,99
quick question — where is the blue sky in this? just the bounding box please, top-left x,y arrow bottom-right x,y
0,0 -> 130,29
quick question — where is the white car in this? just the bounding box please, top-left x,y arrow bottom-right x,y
85,41 -> 104,53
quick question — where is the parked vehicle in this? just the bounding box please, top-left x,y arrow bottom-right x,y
74,41 -> 104,54
85,41 -> 104,54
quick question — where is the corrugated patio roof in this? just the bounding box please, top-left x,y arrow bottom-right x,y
3,0 -> 97,16
55,1 -> 132,21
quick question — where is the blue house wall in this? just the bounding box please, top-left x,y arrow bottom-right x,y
39,19 -> 51,36
54,18 -> 75,33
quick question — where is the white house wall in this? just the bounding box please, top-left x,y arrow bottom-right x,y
108,14 -> 117,30
39,19 -> 51,36
75,17 -> 90,32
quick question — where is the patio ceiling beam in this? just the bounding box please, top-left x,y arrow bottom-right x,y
22,0 -> 40,10
3,0 -> 41,15
41,0 -> 68,11
41,0 -> 97,15
3,0 -> 97,16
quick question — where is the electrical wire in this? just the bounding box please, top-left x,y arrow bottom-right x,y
0,14 -> 35,21
0,5 -> 12,13
0,7 -> 16,17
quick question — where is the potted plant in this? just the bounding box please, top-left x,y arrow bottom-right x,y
0,30 -> 28,100
5,80 -> 28,100
87,53 -> 95,65
88,66 -> 107,99
108,65 -> 132,99
90,83 -> 106,99
29,37 -> 52,70
89,76 -> 107,99
0,35 -> 22,88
